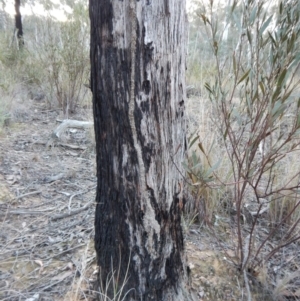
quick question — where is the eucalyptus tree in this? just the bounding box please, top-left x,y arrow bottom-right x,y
89,1 -> 191,300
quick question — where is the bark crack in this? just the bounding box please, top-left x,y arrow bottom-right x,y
128,1 -> 160,245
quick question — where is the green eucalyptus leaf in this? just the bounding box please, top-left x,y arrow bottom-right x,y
287,32 -> 296,53
202,176 -> 214,183
259,81 -> 265,95
279,1 -> 283,14
231,0 -> 237,13
268,32 -> 277,46
297,113 -> 300,127
247,28 -> 252,45
204,158 -> 222,178
250,6 -> 258,24
191,162 -> 202,172
198,142 -> 206,155
281,89 -> 293,103
182,162 -> 192,173
272,101 -> 286,120
200,13 -> 210,25
205,83 -> 213,94
233,54 -> 237,76
259,15 -> 273,36
189,135 -> 199,148
237,69 -> 251,85
192,152 -> 198,166
213,40 -> 218,54
223,127 -> 228,140
277,68 -> 287,87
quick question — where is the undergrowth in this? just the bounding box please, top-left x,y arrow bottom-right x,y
186,0 -> 300,299
0,2 -> 90,120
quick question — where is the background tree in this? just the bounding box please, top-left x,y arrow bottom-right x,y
90,1 -> 190,300
14,0 -> 23,47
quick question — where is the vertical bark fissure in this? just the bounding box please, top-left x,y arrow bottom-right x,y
128,1 -> 160,243
128,0 -> 146,209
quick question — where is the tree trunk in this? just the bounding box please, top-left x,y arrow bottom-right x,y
14,0 -> 24,48
90,1 -> 189,300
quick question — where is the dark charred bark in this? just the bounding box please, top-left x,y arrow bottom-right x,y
15,0 -> 24,48
90,1 -> 188,300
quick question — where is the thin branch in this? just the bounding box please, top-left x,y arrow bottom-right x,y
51,200 -> 94,221
15,191 -> 42,200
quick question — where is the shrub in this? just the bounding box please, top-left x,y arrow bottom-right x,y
36,11 -> 90,116
189,0 -> 300,278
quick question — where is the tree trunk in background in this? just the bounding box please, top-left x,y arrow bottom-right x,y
14,0 -> 23,48
90,1 -> 188,300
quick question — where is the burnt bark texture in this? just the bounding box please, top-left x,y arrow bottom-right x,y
14,0 -> 24,47
90,1 -> 188,300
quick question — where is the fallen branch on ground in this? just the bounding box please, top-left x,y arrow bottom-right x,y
15,190 -> 42,200
52,119 -> 93,140
51,200 -> 94,221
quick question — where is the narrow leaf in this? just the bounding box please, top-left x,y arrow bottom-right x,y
259,81 -> 265,95
259,15 -> 273,36
198,142 -> 206,155
205,82 -> 213,94
272,87 -> 281,103
213,40 -> 218,54
202,177 -> 214,183
277,68 -> 287,87
192,152 -> 198,166
231,0 -> 237,12
297,114 -> 300,127
247,28 -> 252,45
200,14 -> 210,25
250,6 -> 257,24
223,127 -> 228,140
272,101 -> 286,120
237,69 -> 251,85
233,54 -> 237,76
191,162 -> 202,172
204,158 -> 222,177
279,2 -> 283,14
182,162 -> 191,172
189,136 -> 199,148
268,32 -> 277,46
281,89 -> 293,103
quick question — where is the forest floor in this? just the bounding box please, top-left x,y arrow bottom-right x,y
0,97 -> 97,301
0,96 -> 299,301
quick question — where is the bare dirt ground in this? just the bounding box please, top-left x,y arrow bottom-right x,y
185,216 -> 300,301
0,98 -> 97,301
1,96 -> 300,301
